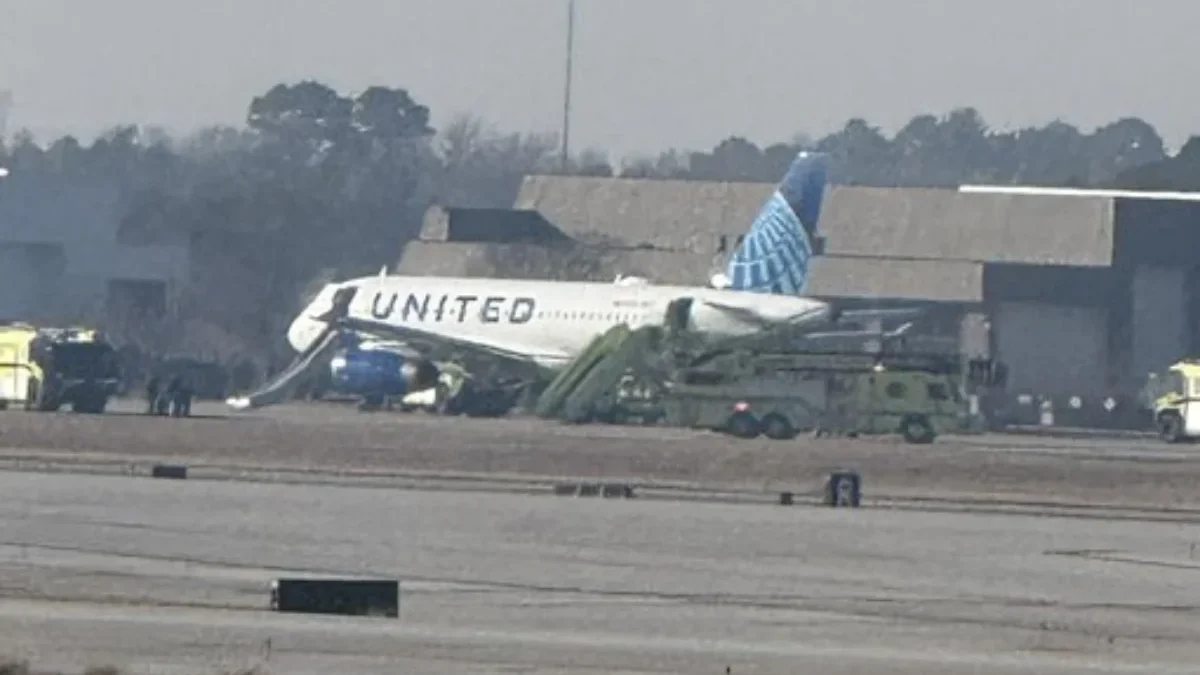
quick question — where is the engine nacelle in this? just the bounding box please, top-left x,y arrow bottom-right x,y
328,347 -> 440,398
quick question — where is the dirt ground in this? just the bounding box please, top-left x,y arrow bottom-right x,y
0,399 -> 1197,509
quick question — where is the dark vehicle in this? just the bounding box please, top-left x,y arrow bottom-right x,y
28,333 -> 122,413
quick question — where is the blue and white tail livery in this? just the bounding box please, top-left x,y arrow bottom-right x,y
720,151 -> 830,295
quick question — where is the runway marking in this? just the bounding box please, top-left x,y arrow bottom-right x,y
1046,548 -> 1200,574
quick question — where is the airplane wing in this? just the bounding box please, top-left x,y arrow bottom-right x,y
695,299 -> 781,331
694,298 -> 924,355
340,316 -> 567,376
690,300 -> 837,354
699,298 -> 834,332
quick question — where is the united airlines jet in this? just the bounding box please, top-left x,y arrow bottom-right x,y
228,152 -> 895,414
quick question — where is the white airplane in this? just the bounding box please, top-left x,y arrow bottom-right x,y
228,152 -> 913,414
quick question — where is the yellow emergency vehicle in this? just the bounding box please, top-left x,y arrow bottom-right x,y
1145,359 -> 1200,442
0,323 -> 122,413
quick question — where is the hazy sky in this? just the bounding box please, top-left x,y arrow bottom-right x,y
3,0 -> 1198,160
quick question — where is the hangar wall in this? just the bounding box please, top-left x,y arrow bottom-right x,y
1113,200 -> 1200,385
0,243 -> 66,320
1129,265 -> 1188,380
0,173 -> 189,324
991,302 -> 1109,395
982,263 -> 1115,396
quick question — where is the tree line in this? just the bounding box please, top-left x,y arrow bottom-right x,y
0,79 -> 1196,367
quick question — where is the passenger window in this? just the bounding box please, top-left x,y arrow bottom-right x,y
927,383 -> 949,401
885,381 -> 907,399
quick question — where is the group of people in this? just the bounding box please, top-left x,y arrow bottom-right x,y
144,375 -> 194,417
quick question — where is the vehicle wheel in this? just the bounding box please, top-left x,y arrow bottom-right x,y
727,412 -> 761,439
900,415 -> 936,444
1158,412 -> 1185,443
762,413 -> 797,440
91,392 -> 108,414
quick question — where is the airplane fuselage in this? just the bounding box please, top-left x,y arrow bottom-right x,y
290,275 -> 830,370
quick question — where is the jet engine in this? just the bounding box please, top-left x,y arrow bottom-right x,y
327,346 -> 440,400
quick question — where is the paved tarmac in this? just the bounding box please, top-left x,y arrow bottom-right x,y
1,399 -> 1199,510
2,470 -> 1200,674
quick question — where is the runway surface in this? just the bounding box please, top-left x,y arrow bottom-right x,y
4,470 -> 1200,674
3,400 -> 1200,672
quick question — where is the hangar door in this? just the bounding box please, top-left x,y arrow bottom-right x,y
1130,265 -> 1187,381
992,302 -> 1108,395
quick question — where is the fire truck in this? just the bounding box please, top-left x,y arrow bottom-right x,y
0,323 -> 122,413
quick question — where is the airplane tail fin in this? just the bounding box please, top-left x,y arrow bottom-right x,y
718,151 -> 829,295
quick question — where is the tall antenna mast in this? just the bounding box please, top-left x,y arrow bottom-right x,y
560,0 -> 575,173
0,90 -> 12,140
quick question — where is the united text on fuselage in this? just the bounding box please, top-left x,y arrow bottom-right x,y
372,291 -> 536,324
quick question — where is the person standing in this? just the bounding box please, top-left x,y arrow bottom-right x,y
145,376 -> 161,415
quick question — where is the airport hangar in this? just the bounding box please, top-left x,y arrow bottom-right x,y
0,169 -> 188,322
397,175 -> 1200,401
